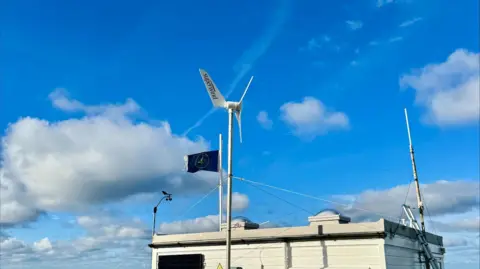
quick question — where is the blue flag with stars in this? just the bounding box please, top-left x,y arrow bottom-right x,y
184,150 -> 219,173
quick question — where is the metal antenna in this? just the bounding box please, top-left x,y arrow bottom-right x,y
404,108 -> 426,233
405,108 -> 430,269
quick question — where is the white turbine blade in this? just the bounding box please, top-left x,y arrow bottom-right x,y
239,76 -> 254,104
199,69 -> 226,107
235,110 -> 243,143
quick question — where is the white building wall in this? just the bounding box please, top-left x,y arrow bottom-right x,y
289,239 -> 386,269
151,237 -> 444,269
152,242 -> 286,269
384,236 -> 445,269
152,238 -> 387,269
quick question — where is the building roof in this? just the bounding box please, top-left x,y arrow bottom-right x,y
149,218 -> 443,249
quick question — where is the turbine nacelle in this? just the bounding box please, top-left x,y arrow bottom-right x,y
225,101 -> 241,111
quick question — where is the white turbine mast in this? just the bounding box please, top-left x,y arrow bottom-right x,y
199,68 -> 254,269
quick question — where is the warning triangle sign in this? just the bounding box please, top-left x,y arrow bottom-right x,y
217,263 -> 223,269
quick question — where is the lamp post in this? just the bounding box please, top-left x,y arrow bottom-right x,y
152,191 -> 172,236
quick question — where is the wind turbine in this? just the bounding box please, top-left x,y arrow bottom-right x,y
199,69 -> 253,143
199,68 -> 254,269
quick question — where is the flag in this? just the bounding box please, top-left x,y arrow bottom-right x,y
184,150 -> 219,173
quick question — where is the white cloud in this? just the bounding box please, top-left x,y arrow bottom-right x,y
33,238 -> 54,253
444,236 -> 470,247
346,20 -> 363,30
443,232 -> 480,268
157,215 -> 219,234
158,212 -> 276,235
400,49 -> 480,126
232,192 -> 250,211
280,97 -> 349,139
48,89 -> 140,117
0,170 -> 43,226
1,212 -> 279,268
448,217 -> 479,231
222,192 -> 250,212
1,236 -> 57,265
332,179 -> 480,269
377,0 -> 395,7
76,214 -> 149,239
389,36 -> 403,43
0,236 -> 30,255
333,179 -> 479,221
302,38 -> 321,51
428,210 -> 480,233
399,17 -> 423,27
300,35 -> 334,52
257,111 -> 273,129
0,214 -> 153,268
0,89 -> 217,226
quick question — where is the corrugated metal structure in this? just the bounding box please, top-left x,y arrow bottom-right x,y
149,211 -> 445,269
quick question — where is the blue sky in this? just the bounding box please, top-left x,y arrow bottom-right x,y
1,0 -> 479,268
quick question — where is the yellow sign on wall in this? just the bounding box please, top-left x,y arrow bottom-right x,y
217,263 -> 223,269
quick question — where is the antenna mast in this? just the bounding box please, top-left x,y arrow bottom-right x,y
404,108 -> 426,232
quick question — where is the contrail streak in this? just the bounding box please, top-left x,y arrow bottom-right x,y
182,0 -> 290,136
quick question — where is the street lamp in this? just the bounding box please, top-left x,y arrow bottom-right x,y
152,191 -> 172,236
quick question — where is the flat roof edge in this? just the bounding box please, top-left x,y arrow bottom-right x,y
149,231 -> 387,249
149,218 -> 444,249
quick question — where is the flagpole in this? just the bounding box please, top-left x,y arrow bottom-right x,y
218,133 -> 223,231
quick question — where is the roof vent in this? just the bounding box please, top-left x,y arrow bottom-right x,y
221,216 -> 259,231
308,209 -> 351,225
